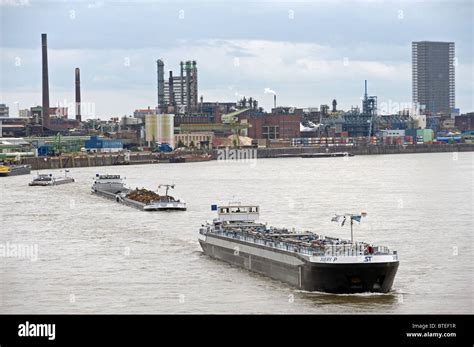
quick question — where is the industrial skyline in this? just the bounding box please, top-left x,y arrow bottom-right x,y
158,59 -> 198,114
1,0 -> 473,118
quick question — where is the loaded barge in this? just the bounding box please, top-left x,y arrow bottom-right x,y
91,174 -> 186,211
199,204 -> 399,293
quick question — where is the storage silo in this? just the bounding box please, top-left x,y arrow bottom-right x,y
145,114 -> 159,146
157,113 -> 175,148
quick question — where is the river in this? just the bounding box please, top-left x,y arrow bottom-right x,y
0,152 -> 472,313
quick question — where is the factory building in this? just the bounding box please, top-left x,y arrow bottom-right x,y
0,118 -> 29,137
157,59 -> 198,114
0,104 -> 9,117
175,132 -> 213,149
19,109 -> 31,118
235,110 -> 301,140
84,136 -> 123,153
455,113 -> 474,131
133,107 -> 156,121
174,113 -> 214,126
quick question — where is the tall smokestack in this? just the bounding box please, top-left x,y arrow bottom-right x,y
274,94 -> 276,108
192,60 -> 198,110
169,70 -> 174,108
180,61 -> 184,108
185,61 -> 191,114
157,59 -> 165,113
41,33 -> 50,129
75,67 -> 81,122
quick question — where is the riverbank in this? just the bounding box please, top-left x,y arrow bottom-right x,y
17,143 -> 474,170
19,152 -> 211,170
254,143 -> 474,158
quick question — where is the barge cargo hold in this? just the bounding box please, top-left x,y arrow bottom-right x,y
199,204 -> 399,293
91,174 -> 186,211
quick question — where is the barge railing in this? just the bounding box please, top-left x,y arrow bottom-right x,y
200,228 -> 393,256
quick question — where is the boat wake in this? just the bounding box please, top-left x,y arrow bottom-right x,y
294,289 -> 399,297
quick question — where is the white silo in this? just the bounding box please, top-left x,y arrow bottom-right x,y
157,113 -> 175,148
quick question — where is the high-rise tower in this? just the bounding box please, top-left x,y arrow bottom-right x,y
412,41 -> 455,116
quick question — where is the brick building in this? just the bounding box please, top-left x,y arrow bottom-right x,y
455,113 -> 474,131
236,110 -> 301,139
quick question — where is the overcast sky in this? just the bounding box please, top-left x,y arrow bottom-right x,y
1,0 -> 473,118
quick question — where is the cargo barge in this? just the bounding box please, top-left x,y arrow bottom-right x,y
91,174 -> 186,211
199,204 -> 399,293
301,152 -> 354,158
0,163 -> 31,177
29,171 -> 75,186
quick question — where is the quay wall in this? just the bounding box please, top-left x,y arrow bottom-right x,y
19,144 -> 474,170
254,144 -> 474,158
21,152 -> 158,170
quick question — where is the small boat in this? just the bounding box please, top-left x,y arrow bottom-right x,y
0,163 -> 31,177
29,170 -> 75,186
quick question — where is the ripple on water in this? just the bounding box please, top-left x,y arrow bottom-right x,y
0,153 -> 473,313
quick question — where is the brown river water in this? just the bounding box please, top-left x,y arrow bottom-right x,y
0,152 -> 472,313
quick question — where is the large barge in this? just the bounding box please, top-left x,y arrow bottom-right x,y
91,174 -> 186,211
198,204 -> 399,293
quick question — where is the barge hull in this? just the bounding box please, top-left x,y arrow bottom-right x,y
92,189 -> 146,211
302,261 -> 398,293
199,238 -> 398,293
199,239 -> 302,288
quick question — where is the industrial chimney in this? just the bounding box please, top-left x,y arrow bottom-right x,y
157,59 -> 165,113
192,60 -> 198,110
75,68 -> 81,122
274,94 -> 276,109
41,33 -> 50,129
180,61 -> 184,107
169,70 -> 175,108
185,61 -> 192,114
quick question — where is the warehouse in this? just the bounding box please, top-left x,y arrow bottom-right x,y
84,136 -> 123,153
